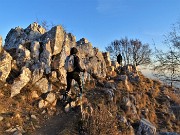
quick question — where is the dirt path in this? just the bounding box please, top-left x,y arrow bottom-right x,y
34,107 -> 81,135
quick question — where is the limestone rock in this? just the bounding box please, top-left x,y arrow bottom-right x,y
4,22 -> 45,50
64,104 -> 70,112
34,78 -> 49,93
16,44 -> 31,68
40,25 -> 65,55
77,40 -> 107,78
77,39 -> 94,58
137,118 -> 156,135
38,99 -> 48,108
31,91 -> 39,99
6,127 -> 17,133
77,38 -> 89,44
26,22 -> 45,36
103,52 -> 111,67
0,50 -> 12,82
30,41 -> 40,62
31,115 -> 37,120
158,132 -> 179,135
49,71 -> 58,82
31,67 -> 44,84
11,67 -> 31,97
46,93 -> 56,103
40,39 -> 52,74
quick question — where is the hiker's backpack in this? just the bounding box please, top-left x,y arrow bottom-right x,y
65,55 -> 75,72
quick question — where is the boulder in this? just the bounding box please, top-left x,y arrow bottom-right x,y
77,40 -> 107,78
16,44 -> 31,68
38,99 -> 48,108
45,92 -> 56,103
31,67 -> 44,84
158,132 -> 179,135
137,118 -> 156,135
30,41 -> 40,62
11,67 -> 31,97
34,78 -> 49,93
40,25 -> 65,55
40,40 -> 52,74
102,52 -> 111,67
0,50 -> 12,82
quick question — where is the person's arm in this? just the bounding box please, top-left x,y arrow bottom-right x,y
74,55 -> 85,72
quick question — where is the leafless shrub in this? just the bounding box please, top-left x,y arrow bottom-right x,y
82,103 -> 119,135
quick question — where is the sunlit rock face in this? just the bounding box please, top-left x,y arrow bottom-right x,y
4,22 -> 46,50
77,38 -> 107,78
1,23 -> 109,97
0,36 -> 12,82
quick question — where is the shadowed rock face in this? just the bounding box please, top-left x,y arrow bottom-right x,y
1,22 -> 108,97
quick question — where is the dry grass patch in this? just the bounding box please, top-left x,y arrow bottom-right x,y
164,90 -> 180,105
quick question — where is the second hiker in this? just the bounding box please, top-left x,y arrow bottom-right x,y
64,47 -> 85,100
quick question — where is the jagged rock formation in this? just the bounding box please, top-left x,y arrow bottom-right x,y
0,23 -> 179,135
2,22 -> 107,97
4,22 -> 46,50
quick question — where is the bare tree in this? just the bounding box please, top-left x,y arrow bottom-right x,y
131,40 -> 151,66
120,37 -> 131,65
153,22 -> 180,87
105,37 -> 152,66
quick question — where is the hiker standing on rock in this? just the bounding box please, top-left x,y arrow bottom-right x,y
117,53 -> 122,65
64,47 -> 85,100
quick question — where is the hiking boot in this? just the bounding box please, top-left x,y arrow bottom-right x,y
62,91 -> 68,101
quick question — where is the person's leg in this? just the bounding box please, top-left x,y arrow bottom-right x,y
73,73 -> 83,94
64,73 -> 72,100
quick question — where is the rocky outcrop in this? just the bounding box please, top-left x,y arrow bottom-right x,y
4,22 -> 46,50
1,23 -> 109,97
77,39 -> 107,78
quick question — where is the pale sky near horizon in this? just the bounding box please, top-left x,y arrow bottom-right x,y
0,0 -> 180,51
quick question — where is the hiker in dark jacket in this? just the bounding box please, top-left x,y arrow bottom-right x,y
64,47 -> 85,100
117,53 -> 122,65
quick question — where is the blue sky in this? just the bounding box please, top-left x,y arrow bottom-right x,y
0,0 -> 180,51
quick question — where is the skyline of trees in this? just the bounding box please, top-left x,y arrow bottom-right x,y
105,37 -> 152,67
